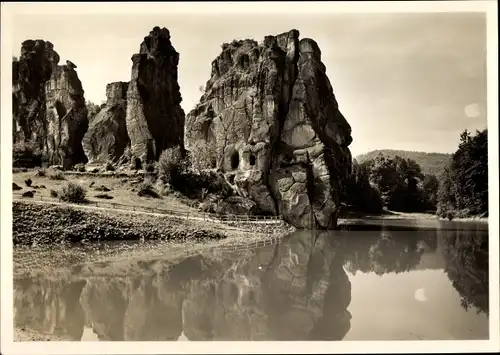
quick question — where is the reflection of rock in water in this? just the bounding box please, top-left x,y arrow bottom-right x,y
438,228 -> 489,314
124,275 -> 184,341
14,231 -> 353,341
14,277 -> 87,340
80,279 -> 130,340
14,225 -> 447,341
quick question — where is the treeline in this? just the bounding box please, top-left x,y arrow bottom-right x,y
345,129 -> 488,219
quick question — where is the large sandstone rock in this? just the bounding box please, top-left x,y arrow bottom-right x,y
45,61 -> 89,168
12,40 -> 88,169
12,40 -> 59,151
82,82 -> 130,163
126,27 -> 185,163
185,30 -> 353,229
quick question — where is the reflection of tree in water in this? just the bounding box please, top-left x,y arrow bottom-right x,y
438,228 -> 488,315
340,226 -> 432,275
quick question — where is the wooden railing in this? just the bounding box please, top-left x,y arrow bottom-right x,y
13,193 -> 285,225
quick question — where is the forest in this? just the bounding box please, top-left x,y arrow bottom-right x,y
345,129 -> 488,219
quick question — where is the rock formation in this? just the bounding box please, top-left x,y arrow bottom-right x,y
82,82 -> 130,163
45,61 -> 89,168
126,27 -> 185,164
185,30 -> 352,229
12,40 -> 88,169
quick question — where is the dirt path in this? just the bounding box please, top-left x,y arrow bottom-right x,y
13,197 -> 286,226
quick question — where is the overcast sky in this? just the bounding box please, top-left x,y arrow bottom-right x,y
9,8 -> 487,157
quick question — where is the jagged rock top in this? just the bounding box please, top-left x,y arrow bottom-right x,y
106,81 -> 129,103
19,39 -> 60,65
134,26 -> 178,61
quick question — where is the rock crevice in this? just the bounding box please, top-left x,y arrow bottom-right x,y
83,81 -> 130,163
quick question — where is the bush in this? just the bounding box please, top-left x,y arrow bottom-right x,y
24,179 -> 32,187
50,189 -> 58,198
155,180 -> 173,196
137,177 -> 159,198
13,183 -> 22,191
158,146 -> 188,184
58,182 -> 87,203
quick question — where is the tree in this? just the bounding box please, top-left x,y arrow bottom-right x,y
422,174 -> 439,209
188,140 -> 217,172
158,146 -> 188,184
86,100 -> 102,121
437,129 -> 488,217
345,159 -> 383,214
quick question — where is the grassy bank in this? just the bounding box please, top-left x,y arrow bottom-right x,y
12,202 -> 213,245
13,201 -> 293,246
12,169 -> 197,212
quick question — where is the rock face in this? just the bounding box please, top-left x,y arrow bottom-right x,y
45,61 -> 89,168
12,40 -> 59,150
83,82 -> 130,163
126,27 -> 185,163
12,40 -> 88,169
185,30 -> 353,229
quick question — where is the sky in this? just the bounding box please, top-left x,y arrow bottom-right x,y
9,8 -> 488,157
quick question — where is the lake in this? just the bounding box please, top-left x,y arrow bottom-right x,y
13,219 -> 489,341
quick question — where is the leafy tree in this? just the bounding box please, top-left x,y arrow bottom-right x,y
86,100 -> 102,121
422,174 -> 439,209
188,140 -> 217,172
344,159 -> 383,214
158,146 -> 188,185
362,154 -> 426,212
437,129 -> 488,218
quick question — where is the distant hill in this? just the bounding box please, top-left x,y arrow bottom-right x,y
355,149 -> 452,176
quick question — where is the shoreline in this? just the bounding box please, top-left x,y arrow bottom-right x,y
340,210 -> 488,224
13,201 -> 294,246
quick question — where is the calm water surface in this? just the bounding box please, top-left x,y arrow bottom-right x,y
13,219 -> 489,341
